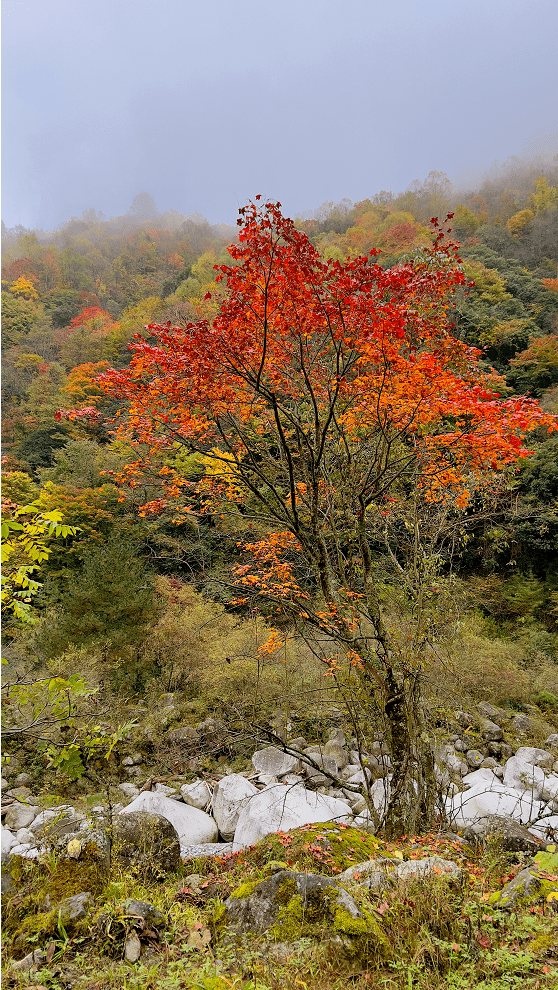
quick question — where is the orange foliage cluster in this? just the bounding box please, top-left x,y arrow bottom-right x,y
96,201 -> 554,521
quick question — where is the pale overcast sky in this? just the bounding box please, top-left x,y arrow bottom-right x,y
2,0 -> 558,229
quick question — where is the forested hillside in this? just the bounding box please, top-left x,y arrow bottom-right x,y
3,161 -> 558,989
3,161 -> 558,695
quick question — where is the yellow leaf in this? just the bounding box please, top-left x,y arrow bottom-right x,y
67,838 -> 82,859
186,928 -> 211,950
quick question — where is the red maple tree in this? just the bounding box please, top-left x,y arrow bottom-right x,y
96,200 -> 554,835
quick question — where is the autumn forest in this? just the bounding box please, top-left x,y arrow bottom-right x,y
3,158 -> 558,799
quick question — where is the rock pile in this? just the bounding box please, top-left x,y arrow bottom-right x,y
2,711 -> 558,870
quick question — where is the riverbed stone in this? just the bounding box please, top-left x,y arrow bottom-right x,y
252,747 -> 301,777
232,783 -> 352,851
121,791 -> 218,854
212,773 -> 259,841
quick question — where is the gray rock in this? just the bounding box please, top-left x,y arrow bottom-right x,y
489,866 -> 558,909
55,828 -> 111,874
252,747 -> 301,777
510,713 -> 532,733
480,757 -> 499,770
370,740 -> 390,756
153,783 -> 181,798
281,773 -> 304,786
393,857 -> 462,881
166,725 -> 199,746
455,711 -> 473,728
481,719 -> 503,742
13,772 -> 32,787
121,791 -> 218,854
57,891 -> 92,924
501,743 -> 513,759
440,744 -> 468,774
345,767 -> 373,785
303,752 -> 339,785
181,780 -> 211,810
462,814 -> 543,853
545,734 -> 558,753
225,869 -> 363,934
124,933 -> 142,963
339,855 -> 461,886
12,949 -> 44,972
29,806 -> 80,838
196,717 -> 227,748
16,827 -> 35,844
345,793 -> 368,815
181,842 -> 234,859
478,702 -> 506,723
6,786 -> 34,801
515,747 -> 555,769
212,773 -> 259,841
466,750 -> 485,769
338,857 -> 397,884
4,802 -> 40,831
368,754 -> 392,773
1,824 -> 15,861
286,736 -> 307,750
9,842 -> 41,859
503,756 -> 545,801
341,764 -> 362,780
112,811 -> 181,876
323,741 -> 349,768
327,728 -> 347,747
487,742 -> 502,756
257,773 -> 279,786
118,782 -> 140,799
121,898 -> 165,926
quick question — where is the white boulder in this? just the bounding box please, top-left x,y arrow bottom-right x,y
252,747 -> 301,776
462,768 -> 499,789
1,825 -> 15,861
446,781 -> 541,830
212,774 -> 259,841
28,806 -> 79,838
529,814 -> 558,842
232,782 -> 352,852
9,842 -> 41,859
121,791 -> 218,855
541,774 -> 558,804
503,756 -> 546,801
181,780 -> 212,810
515,747 -> 555,769
3,803 -> 40,832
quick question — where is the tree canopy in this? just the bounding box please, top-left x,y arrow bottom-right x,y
96,200 -> 555,834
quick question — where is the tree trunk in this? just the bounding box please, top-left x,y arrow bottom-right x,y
382,667 -> 435,839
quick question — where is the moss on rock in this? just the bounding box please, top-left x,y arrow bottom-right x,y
223,869 -> 390,965
238,822 -> 392,874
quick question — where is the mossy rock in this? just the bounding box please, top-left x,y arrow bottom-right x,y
112,811 -> 180,877
223,869 -> 389,965
47,829 -> 110,900
237,823 -> 392,874
488,866 -> 558,909
534,844 -> 558,874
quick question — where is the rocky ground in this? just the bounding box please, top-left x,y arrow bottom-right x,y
2,698 -> 558,988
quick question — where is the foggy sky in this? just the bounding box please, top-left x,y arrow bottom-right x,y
2,0 -> 558,231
